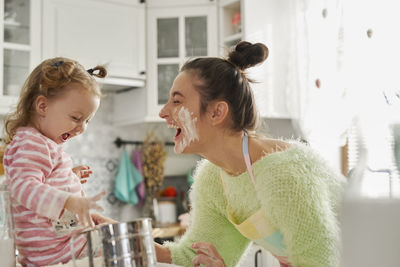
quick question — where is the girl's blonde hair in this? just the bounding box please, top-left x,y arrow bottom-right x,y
3,57 -> 107,144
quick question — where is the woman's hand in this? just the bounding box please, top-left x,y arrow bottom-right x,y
64,191 -> 106,227
91,213 -> 118,226
72,165 -> 93,184
192,242 -> 226,267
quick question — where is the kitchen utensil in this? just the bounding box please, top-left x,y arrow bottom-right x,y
157,199 -> 176,224
71,218 -> 156,267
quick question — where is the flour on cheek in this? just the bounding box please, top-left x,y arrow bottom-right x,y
174,106 -> 199,153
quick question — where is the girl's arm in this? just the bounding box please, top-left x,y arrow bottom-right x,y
5,137 -> 70,220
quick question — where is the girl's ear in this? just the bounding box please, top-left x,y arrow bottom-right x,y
35,95 -> 48,116
208,101 -> 229,126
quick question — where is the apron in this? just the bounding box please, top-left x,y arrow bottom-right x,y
220,134 -> 292,267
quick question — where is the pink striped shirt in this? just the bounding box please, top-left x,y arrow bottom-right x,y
4,127 -> 86,266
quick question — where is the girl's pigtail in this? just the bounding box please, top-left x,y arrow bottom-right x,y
87,66 -> 107,78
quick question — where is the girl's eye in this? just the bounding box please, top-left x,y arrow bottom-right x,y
71,116 -> 80,122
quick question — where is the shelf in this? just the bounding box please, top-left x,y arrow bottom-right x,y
223,32 -> 242,43
3,42 -> 31,51
96,76 -> 145,92
4,20 -> 21,27
220,0 -> 240,8
220,0 -> 241,43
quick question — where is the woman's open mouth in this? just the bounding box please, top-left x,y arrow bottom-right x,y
175,128 -> 182,138
167,123 -> 182,141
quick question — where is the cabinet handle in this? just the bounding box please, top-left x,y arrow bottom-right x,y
255,249 -> 262,267
139,71 -> 146,75
367,28 -> 373,38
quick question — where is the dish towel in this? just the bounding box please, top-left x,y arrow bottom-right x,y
132,148 -> 146,207
187,168 -> 194,186
114,149 -> 143,205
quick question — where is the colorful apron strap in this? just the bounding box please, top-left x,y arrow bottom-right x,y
242,133 -> 257,188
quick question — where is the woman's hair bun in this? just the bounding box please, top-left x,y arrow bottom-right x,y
228,41 -> 269,70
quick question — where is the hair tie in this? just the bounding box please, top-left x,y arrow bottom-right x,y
87,68 -> 94,75
52,61 -> 64,67
225,59 -> 237,68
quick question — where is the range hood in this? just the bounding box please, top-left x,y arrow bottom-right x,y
95,76 -> 145,92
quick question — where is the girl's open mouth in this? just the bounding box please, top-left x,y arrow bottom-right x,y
61,133 -> 70,142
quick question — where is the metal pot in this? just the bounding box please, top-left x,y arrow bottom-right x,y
72,218 -> 157,267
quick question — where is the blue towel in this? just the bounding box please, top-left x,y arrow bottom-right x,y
114,149 -> 143,205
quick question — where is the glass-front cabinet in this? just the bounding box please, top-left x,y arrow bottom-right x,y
155,15 -> 208,105
0,0 -> 40,114
144,3 -> 217,122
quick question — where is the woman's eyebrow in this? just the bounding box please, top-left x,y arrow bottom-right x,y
172,91 -> 184,98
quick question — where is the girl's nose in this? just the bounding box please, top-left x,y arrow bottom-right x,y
75,122 -> 87,135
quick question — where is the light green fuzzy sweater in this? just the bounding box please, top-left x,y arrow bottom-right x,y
166,143 -> 347,267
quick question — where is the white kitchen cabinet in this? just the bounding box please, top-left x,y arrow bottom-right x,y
0,0 -> 41,115
239,244 -> 280,267
113,0 -> 218,125
219,0 -> 291,119
42,0 -> 146,88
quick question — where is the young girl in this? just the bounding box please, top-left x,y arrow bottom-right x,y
156,41 -> 347,267
3,57 -> 113,266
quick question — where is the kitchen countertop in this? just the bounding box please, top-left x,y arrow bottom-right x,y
45,257 -> 182,267
152,223 -> 187,239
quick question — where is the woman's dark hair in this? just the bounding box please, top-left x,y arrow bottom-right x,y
181,41 -> 269,132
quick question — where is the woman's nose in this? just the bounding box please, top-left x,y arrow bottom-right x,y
159,104 -> 168,119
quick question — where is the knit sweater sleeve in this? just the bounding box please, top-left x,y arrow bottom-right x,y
257,147 -> 346,267
4,133 -> 70,220
166,160 -> 250,267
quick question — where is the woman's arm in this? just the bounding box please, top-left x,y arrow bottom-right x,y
164,160 -> 250,267
155,243 -> 172,263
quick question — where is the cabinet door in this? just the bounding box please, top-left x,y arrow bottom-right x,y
239,244 -> 280,267
42,0 -> 145,79
146,4 -> 217,120
0,0 -> 41,114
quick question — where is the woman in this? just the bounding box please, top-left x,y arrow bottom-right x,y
155,41 -> 346,267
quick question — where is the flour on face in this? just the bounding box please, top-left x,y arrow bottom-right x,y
174,106 -> 199,153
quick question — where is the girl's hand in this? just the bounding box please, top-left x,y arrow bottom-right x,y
192,242 -> 226,267
72,165 -> 93,184
64,191 -> 106,227
91,213 -> 118,226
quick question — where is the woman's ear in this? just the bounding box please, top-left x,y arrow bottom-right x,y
35,95 -> 48,117
209,101 -> 229,126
